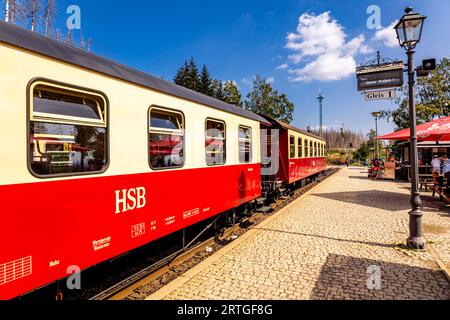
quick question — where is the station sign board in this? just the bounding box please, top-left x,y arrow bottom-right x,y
365,89 -> 396,101
356,61 -> 404,91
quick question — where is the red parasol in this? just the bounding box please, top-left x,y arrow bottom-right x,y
377,116 -> 450,141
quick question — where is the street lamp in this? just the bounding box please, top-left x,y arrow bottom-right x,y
371,112 -> 381,159
394,7 -> 427,250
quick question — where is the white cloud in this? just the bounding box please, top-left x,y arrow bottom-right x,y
288,53 -> 356,82
286,12 -> 345,59
276,63 -> 289,70
345,34 -> 373,55
241,78 -> 252,87
284,11 -> 372,82
373,20 -> 399,48
266,77 -> 275,84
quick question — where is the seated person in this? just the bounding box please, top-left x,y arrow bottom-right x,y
431,155 -> 442,174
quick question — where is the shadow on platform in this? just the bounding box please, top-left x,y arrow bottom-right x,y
311,190 -> 441,213
348,167 -> 367,171
347,175 -> 399,182
254,227 -> 394,249
310,253 -> 450,300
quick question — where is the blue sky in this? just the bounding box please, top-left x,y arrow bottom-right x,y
53,0 -> 449,135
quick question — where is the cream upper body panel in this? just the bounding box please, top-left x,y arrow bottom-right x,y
287,129 -> 326,159
0,44 -> 261,186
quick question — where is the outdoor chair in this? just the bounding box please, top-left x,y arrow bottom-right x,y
429,172 -> 449,202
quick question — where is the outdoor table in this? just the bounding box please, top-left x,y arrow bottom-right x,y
404,165 -> 434,181
419,174 -> 434,191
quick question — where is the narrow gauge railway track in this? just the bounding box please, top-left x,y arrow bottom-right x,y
90,216 -> 252,301
92,168 -> 339,301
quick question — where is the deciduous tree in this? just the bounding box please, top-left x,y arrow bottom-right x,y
380,58 -> 450,130
43,0 -> 55,36
311,128 -> 366,149
2,0 -> 92,51
4,0 -> 10,22
4,0 -> 19,23
244,75 -> 294,124
25,0 -> 41,31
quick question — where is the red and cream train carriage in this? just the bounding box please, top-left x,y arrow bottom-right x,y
0,22 -> 326,300
260,116 -> 327,196
0,22 -> 266,300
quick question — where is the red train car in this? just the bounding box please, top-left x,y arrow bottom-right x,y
0,22 -> 327,300
260,116 -> 327,196
0,22 -> 267,300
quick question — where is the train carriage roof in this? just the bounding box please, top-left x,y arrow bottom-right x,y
260,115 -> 325,142
0,22 -> 269,125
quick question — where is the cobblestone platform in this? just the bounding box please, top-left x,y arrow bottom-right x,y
147,168 -> 450,300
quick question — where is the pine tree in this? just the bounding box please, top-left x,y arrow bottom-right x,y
198,65 -> 213,96
174,60 -> 190,88
174,58 -> 200,91
212,79 -> 224,100
223,81 -> 243,108
186,58 -> 200,91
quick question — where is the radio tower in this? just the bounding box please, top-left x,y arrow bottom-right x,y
317,90 -> 325,137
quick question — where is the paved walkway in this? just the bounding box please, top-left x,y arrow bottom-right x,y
147,168 -> 450,300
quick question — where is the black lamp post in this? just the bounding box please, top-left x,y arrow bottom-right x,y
371,112 -> 381,159
394,7 -> 427,249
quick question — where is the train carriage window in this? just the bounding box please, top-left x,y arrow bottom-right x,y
305,139 -> 309,158
289,136 -> 296,159
239,126 -> 252,163
310,141 -> 314,157
298,138 -> 303,158
149,108 -> 184,169
314,142 -> 317,157
29,83 -> 108,177
206,119 -> 226,166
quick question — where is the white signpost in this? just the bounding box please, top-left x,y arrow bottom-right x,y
364,89 -> 396,101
